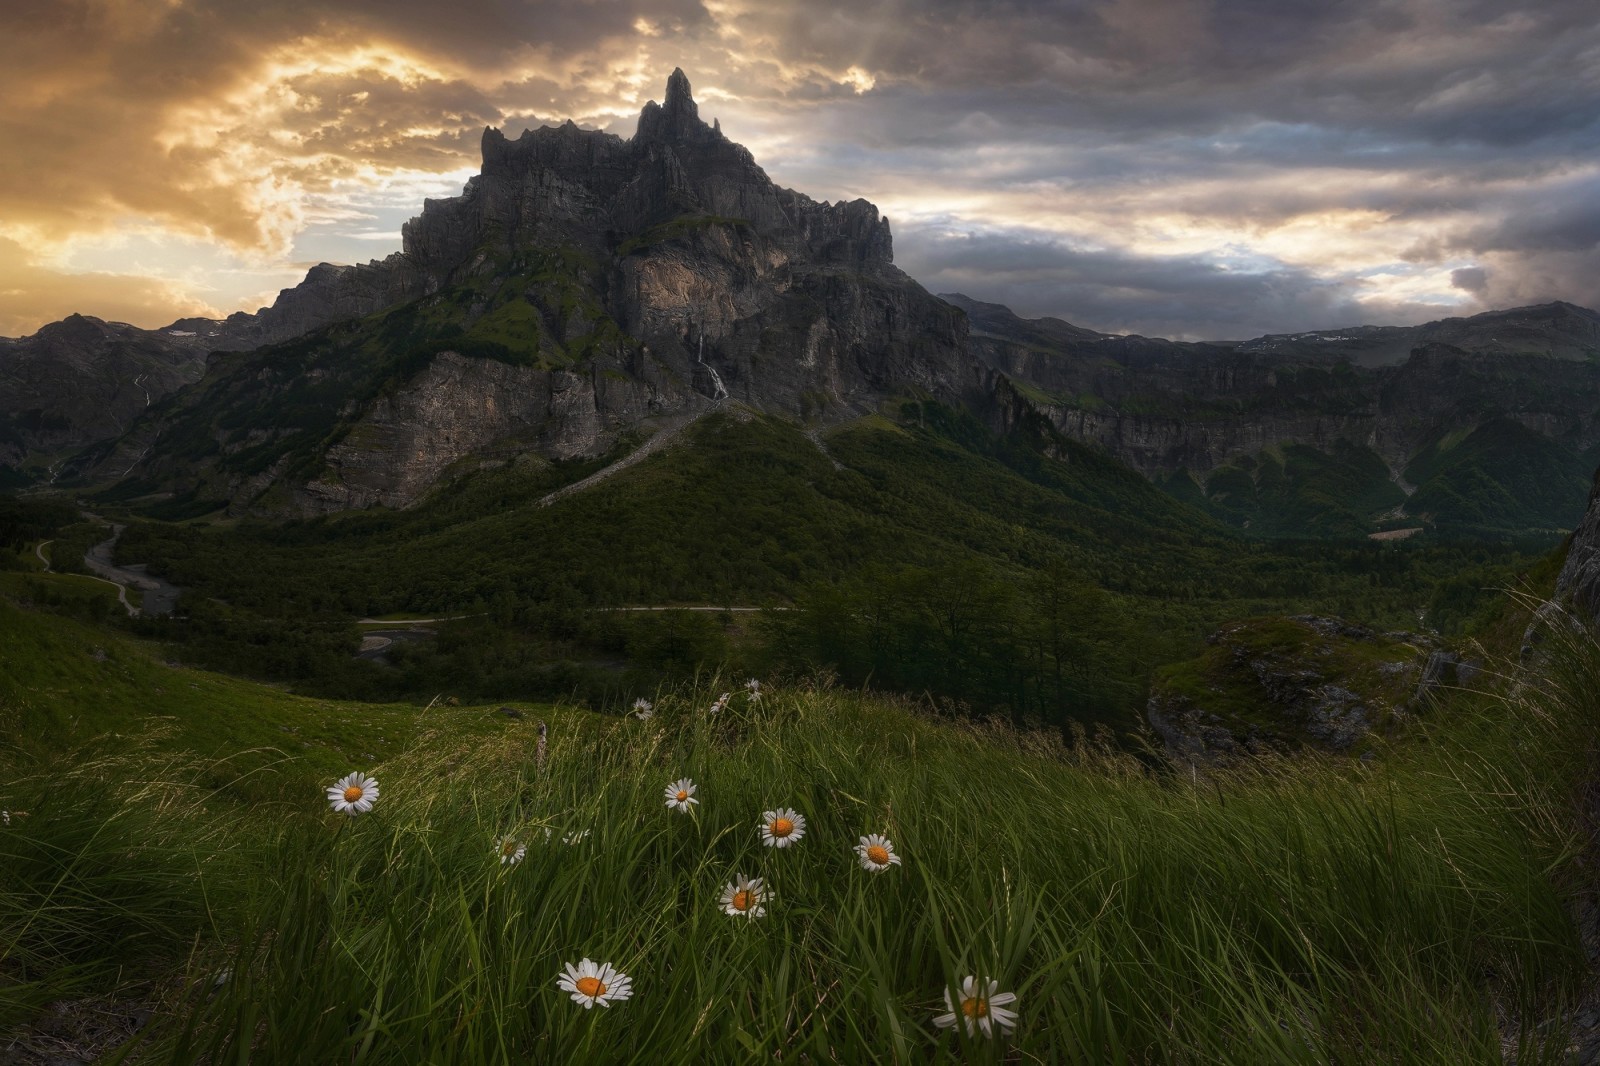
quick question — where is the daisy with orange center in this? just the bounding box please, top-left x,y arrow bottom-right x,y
324,771 -> 378,816
663,777 -> 698,813
556,958 -> 632,1008
719,873 -> 767,919
933,976 -> 1018,1037
759,807 -> 805,848
854,833 -> 902,873
496,836 -> 526,865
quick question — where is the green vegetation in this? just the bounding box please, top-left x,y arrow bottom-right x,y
0,591 -> 523,794
1194,440 -> 1405,537
616,213 -> 752,256
0,493 -> 77,570
2,587 -> 1595,1062
105,407 -> 1545,725
1405,419 -> 1594,534
1150,615 -> 1428,751
1170,420 -> 1596,539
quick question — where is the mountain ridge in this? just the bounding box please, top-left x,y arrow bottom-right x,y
63,69 -> 976,515
3,70 -> 1598,539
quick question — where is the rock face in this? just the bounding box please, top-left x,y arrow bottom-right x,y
388,68 -> 972,414
960,295 -> 1600,483
295,350 -> 668,511
1556,469 -> 1600,624
82,70 -> 976,513
959,295 -> 1600,534
1145,615 -> 1435,764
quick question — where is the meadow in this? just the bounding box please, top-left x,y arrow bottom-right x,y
3,584 -> 1597,1063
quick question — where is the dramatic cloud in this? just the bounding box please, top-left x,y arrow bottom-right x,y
0,239 -> 225,338
0,0 -> 1595,338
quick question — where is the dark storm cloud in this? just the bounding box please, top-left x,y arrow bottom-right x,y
748,0 -> 1599,334
894,221 -> 1447,341
0,0 -> 1595,336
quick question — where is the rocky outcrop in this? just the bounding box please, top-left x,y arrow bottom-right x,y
1146,615 -> 1435,764
291,350 -> 686,512
1556,468 -> 1600,625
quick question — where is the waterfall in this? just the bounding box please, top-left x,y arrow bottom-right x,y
697,329 -> 728,400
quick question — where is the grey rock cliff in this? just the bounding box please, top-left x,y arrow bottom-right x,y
86,70 -> 976,513
1556,469 -> 1600,623
959,295 -> 1600,531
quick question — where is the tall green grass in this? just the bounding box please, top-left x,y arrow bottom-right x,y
0,736 -> 258,1034
44,656 -> 1568,1064
5,599 -> 1597,1062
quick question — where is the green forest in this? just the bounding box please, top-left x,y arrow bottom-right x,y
2,402 -> 1537,732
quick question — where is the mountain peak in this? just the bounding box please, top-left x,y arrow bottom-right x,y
665,68 -> 694,114
636,68 -> 712,144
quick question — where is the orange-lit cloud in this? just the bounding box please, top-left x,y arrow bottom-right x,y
0,238 -> 222,337
0,0 -> 1595,340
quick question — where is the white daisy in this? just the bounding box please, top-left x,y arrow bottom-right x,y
933,976 -> 1018,1038
709,692 -> 731,715
744,678 -> 762,700
719,873 -> 767,919
664,777 -> 698,813
759,807 -> 806,848
1,811 -> 9,826
854,833 -> 902,873
325,771 -> 379,816
632,698 -> 654,720
556,958 -> 633,1009
496,836 -> 526,865
563,829 -> 591,846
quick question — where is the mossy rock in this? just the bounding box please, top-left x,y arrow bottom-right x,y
1147,615 -> 1435,763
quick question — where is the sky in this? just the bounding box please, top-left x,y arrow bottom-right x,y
1,0 -> 1596,342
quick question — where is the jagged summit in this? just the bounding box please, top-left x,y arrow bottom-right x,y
54,68 -> 973,513
635,67 -> 709,144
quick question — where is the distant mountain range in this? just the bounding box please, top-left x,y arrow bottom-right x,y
956,295 -> 1600,535
3,69 -> 1597,538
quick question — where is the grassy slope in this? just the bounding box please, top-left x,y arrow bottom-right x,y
1151,616 -> 1429,750
0,582 -> 545,801
1,592 -> 1595,1063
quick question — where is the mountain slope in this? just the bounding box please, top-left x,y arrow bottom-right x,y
1238,301 -> 1600,367
960,298 -> 1600,536
84,70 -> 975,515
0,315 -> 218,476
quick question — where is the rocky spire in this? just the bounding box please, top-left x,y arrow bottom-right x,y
635,67 -> 714,144
664,68 -> 696,121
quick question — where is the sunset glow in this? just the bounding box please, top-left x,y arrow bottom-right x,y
1,0 -> 1594,338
